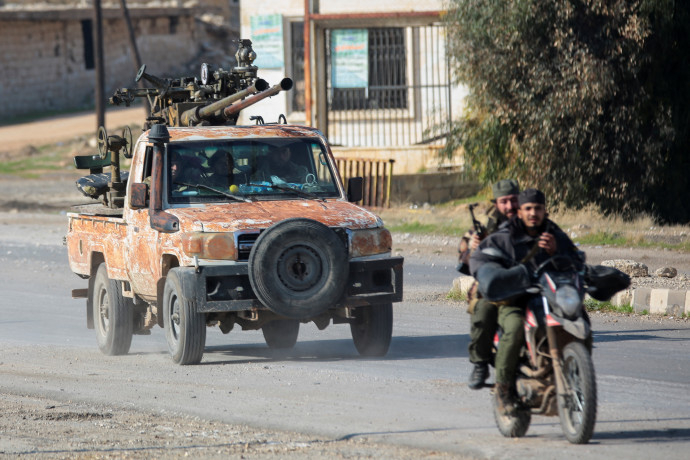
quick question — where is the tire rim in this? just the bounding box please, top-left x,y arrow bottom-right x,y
97,286 -> 110,333
169,294 -> 181,343
276,243 -> 324,292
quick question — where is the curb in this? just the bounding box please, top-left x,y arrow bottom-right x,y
453,276 -> 690,316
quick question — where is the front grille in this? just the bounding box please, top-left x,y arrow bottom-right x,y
237,232 -> 260,261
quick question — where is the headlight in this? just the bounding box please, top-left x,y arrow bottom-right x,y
181,232 -> 237,260
349,228 -> 392,258
555,285 -> 582,318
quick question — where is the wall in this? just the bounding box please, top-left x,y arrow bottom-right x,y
0,6 -> 199,122
391,172 -> 480,205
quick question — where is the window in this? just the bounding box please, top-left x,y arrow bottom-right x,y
290,21 -> 305,112
328,28 -> 407,111
81,19 -> 95,70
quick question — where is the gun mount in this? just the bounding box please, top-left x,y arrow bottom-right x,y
109,39 -> 292,129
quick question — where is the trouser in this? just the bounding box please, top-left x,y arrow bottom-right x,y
468,297 -> 498,364
494,304 -> 525,385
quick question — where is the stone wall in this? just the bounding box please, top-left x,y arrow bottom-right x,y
0,6 -> 200,122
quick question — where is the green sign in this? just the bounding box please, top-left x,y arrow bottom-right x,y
331,29 -> 368,88
250,14 -> 284,69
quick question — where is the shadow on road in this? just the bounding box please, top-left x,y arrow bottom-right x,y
593,418 -> 690,443
202,334 -> 469,365
594,329 -> 690,343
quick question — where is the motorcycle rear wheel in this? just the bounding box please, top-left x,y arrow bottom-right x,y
558,341 -> 597,444
493,393 -> 531,438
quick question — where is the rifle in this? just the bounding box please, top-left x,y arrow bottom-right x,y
456,203 -> 487,274
468,203 -> 487,239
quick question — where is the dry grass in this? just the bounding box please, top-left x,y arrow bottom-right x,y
377,199 -> 690,251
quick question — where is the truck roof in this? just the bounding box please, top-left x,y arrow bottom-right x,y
144,124 -> 326,143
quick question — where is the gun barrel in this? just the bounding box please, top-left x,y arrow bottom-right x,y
181,79 -> 269,126
223,78 -> 293,118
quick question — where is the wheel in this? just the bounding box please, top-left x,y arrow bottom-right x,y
163,268 -> 206,365
493,394 -> 531,438
558,341 -> 597,444
92,263 -> 133,355
248,218 -> 348,319
350,303 -> 393,357
262,319 -> 300,349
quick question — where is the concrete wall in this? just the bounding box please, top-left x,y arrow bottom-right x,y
391,172 -> 480,205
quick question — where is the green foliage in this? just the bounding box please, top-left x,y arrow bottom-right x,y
447,286 -> 467,302
443,0 -> 689,222
584,298 -> 633,314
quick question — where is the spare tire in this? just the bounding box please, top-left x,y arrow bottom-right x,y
248,218 -> 348,319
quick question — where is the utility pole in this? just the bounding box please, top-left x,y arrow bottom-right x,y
119,0 -> 151,113
93,0 -> 105,130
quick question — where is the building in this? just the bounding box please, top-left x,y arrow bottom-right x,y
0,1 -> 239,122
238,0 -> 467,175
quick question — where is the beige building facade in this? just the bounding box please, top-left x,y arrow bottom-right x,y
238,0 -> 467,174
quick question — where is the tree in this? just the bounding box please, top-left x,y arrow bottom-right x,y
443,0 -> 686,221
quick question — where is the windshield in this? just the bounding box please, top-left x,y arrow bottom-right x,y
166,138 -> 341,204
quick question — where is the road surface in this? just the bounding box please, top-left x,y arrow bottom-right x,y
0,213 -> 688,459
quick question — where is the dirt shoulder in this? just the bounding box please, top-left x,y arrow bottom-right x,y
0,393 -> 456,459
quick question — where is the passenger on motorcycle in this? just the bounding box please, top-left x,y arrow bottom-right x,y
469,188 -> 579,416
460,179 -> 520,390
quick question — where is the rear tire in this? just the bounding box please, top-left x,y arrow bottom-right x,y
163,268 -> 206,365
558,341 -> 597,444
92,263 -> 133,355
493,393 -> 531,438
262,319 -> 300,349
350,304 -> 393,357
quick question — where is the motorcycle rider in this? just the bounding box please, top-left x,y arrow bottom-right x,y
460,179 -> 520,389
469,188 -> 578,415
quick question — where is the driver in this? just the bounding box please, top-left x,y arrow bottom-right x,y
469,188 -> 578,416
255,146 -> 308,184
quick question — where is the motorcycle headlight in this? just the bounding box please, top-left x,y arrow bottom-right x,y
555,285 -> 582,318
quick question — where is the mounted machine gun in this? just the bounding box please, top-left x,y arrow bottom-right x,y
108,39 -> 292,129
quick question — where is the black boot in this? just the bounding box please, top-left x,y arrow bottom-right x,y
468,362 -> 489,390
495,383 -> 516,416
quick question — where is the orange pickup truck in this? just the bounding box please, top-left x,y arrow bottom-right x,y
66,123 -> 403,364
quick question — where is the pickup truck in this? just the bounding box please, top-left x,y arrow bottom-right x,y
66,122 -> 403,364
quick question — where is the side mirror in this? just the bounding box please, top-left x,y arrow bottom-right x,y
347,177 -> 363,203
129,182 -> 148,209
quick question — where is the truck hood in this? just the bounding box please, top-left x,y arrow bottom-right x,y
166,200 -> 383,232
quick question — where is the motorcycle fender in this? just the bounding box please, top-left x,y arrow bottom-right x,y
561,316 -> 590,340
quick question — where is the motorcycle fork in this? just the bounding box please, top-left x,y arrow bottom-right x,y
546,325 -> 571,398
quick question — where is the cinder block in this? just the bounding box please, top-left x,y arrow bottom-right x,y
631,287 -> 651,313
649,289 -> 669,314
453,276 -> 475,294
686,292 -> 690,316
611,289 -> 632,307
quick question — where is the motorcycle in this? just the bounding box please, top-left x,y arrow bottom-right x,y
478,250 -> 629,444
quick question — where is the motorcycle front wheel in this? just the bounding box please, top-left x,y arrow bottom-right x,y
558,341 -> 597,444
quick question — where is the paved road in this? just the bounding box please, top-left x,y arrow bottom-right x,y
0,220 -> 689,459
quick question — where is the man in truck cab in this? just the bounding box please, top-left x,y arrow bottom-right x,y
254,145 -> 308,184
170,151 -> 202,193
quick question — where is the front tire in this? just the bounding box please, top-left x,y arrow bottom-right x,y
350,304 -> 393,357
558,341 -> 597,444
163,268 -> 206,365
92,263 -> 133,355
262,319 -> 300,349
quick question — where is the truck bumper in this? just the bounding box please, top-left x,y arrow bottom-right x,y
174,256 -> 404,314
